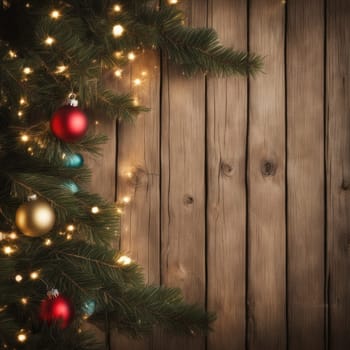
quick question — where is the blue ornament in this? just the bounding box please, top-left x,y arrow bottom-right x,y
63,181 -> 79,194
64,153 -> 84,168
82,300 -> 96,316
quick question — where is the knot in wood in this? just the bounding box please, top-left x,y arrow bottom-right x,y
220,161 -> 233,177
261,160 -> 276,177
183,194 -> 194,205
341,179 -> 350,191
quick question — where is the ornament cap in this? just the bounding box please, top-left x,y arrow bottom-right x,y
47,288 -> 59,299
67,93 -> 78,107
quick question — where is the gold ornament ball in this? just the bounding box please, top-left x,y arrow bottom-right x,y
15,199 -> 55,237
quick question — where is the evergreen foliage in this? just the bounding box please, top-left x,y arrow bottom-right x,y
0,0 -> 261,348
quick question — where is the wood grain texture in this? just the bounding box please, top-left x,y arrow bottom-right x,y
326,0 -> 350,348
248,0 -> 286,349
206,0 -> 247,349
111,50 -> 161,350
157,1 -> 206,349
286,1 -> 325,349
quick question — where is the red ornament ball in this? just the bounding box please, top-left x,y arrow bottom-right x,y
39,295 -> 74,328
50,105 -> 88,142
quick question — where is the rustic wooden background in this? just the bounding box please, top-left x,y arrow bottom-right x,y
86,0 -> 350,349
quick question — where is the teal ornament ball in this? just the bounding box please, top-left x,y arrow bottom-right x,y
63,181 -> 79,194
64,153 -> 84,168
82,300 -> 96,316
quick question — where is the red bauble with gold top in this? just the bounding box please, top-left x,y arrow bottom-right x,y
39,295 -> 74,328
50,105 -> 88,142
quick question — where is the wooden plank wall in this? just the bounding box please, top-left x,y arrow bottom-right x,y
87,0 -> 350,349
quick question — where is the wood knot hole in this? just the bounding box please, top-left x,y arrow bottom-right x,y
220,161 -> 233,177
261,161 -> 276,177
341,179 -> 350,191
183,194 -> 194,205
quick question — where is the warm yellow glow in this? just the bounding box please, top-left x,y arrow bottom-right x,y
128,52 -> 136,61
113,4 -> 121,12
117,255 -> 132,266
116,207 -> 123,214
23,67 -> 32,75
25,3 -> 30,8
141,71 -> 147,77
115,51 -> 123,58
21,298 -> 28,305
125,171 -> 133,179
19,98 -> 26,105
27,147 -> 33,152
112,24 -> 124,37
44,36 -> 55,46
114,69 -> 122,77
91,206 -> 100,214
168,0 -> 178,3
9,50 -> 17,58
55,65 -> 67,74
133,97 -> 139,106
15,275 -> 23,282
67,224 -> 75,231
9,232 -> 18,240
30,271 -> 39,280
122,196 -> 131,204
133,78 -> 141,86
21,134 -> 29,142
66,233 -> 72,240
3,246 -> 15,255
18,111 -> 23,117
44,238 -> 52,246
17,332 -> 27,343
95,120 -> 99,125
50,10 -> 61,19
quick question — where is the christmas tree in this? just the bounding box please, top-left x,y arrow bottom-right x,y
0,0 -> 261,348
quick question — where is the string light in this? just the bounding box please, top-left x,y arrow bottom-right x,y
3,246 -> 15,255
113,4 -> 121,12
30,271 -> 39,280
133,78 -> 141,86
21,298 -> 28,305
114,69 -> 122,77
23,67 -> 32,75
19,98 -> 26,105
17,331 -> 27,343
141,71 -> 147,77
8,50 -> 17,58
122,196 -> 131,204
17,111 -> 23,117
67,224 -> 75,231
112,24 -> 124,37
9,232 -> 18,240
116,207 -> 124,214
15,275 -> 23,282
115,51 -> 123,59
66,233 -> 72,240
117,255 -> 132,266
44,36 -> 55,46
127,52 -> 136,61
21,134 -> 29,142
44,238 -> 52,246
50,10 -> 61,19
91,206 -> 100,214
55,65 -> 67,74
168,0 -> 178,3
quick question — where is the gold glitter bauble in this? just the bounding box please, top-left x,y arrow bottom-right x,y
15,199 -> 55,237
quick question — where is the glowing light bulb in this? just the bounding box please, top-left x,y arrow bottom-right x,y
141,71 -> 147,77
67,224 -> 75,231
50,10 -> 61,19
9,50 -> 17,58
21,134 -> 29,142
125,171 -> 133,179
91,206 -> 100,214
66,233 -> 72,240
115,51 -> 123,58
19,98 -> 26,105
114,69 -> 122,77
30,271 -> 39,280
17,111 -> 23,117
128,52 -> 136,61
17,332 -> 27,343
117,255 -> 132,266
169,0 -> 178,3
112,24 -> 124,37
21,298 -> 28,305
23,67 -> 32,75
113,4 -> 121,12
3,246 -> 14,255
44,238 -> 52,246
15,275 -> 23,282
133,78 -> 141,86
44,36 -> 55,45
55,65 -> 67,74
9,232 -> 18,240
122,196 -> 131,204
116,207 -> 124,214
